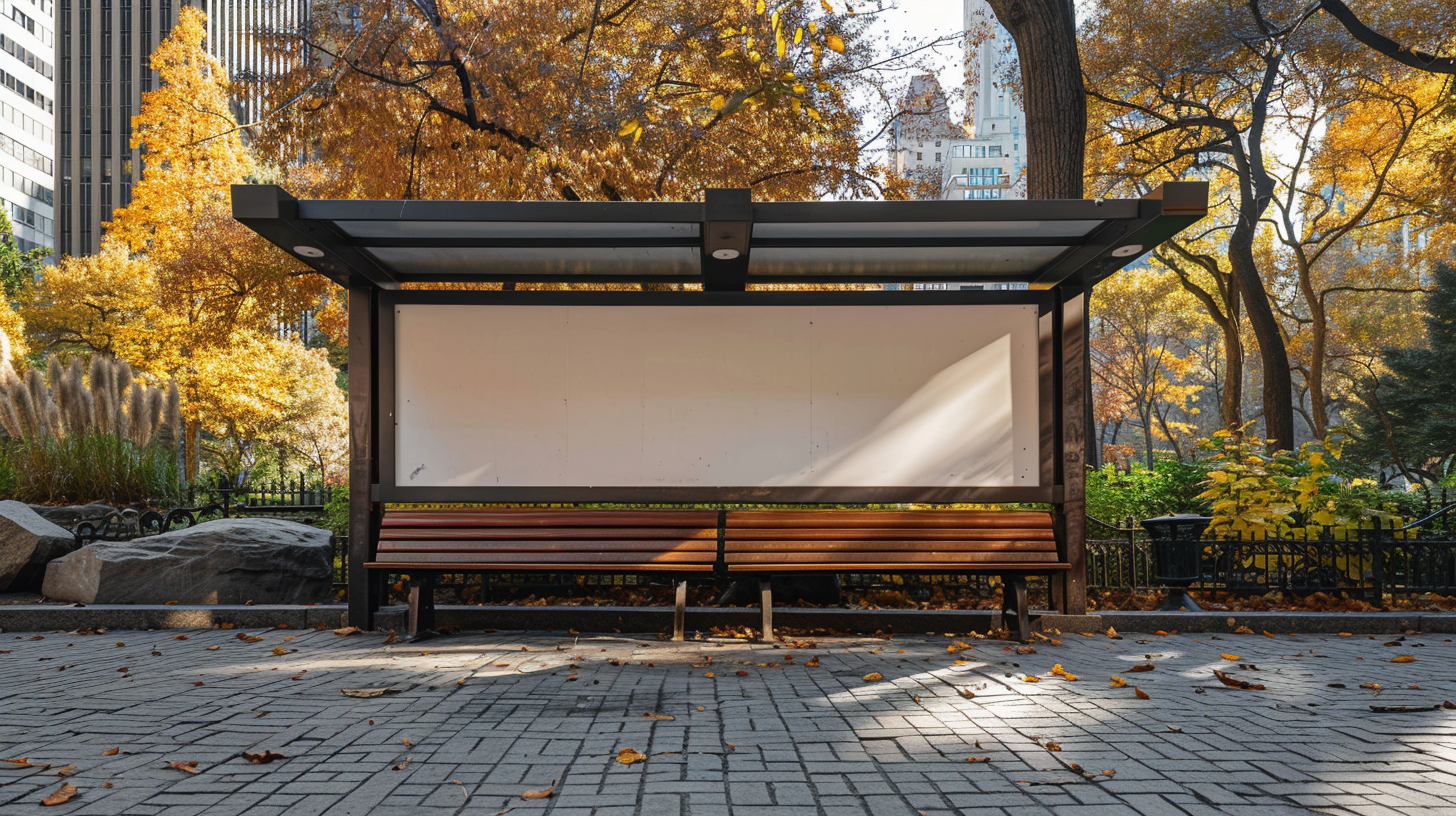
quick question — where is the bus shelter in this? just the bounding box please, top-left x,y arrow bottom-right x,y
234,182 -> 1208,628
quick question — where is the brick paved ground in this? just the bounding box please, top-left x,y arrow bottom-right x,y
2,625 -> 1455,815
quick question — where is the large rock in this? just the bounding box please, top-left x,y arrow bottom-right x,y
42,518 -> 334,604
29,503 -> 117,531
0,500 -> 81,592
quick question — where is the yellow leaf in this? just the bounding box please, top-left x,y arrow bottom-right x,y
521,781 -> 555,799
332,627 -> 361,636
41,783 -> 79,806
709,95 -> 726,110
806,107 -> 821,121
641,712 -> 675,721
863,672 -> 883,682
1391,655 -> 1415,663
1219,654 -> 1241,661
756,0 -> 765,13
1022,675 -> 1040,683
820,0 -> 832,11
617,118 -> 640,137
825,34 -> 845,53
794,26 -> 803,44
616,748 -> 647,765
166,761 -> 201,774
1109,676 -> 1127,688
776,32 -> 786,57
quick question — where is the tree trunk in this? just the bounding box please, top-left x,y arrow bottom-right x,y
185,418 -> 202,482
1303,271 -> 1328,438
984,0 -> 1084,199
1221,308 -> 1244,431
1226,229 -> 1294,450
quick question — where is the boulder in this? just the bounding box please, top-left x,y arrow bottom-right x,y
29,504 -> 118,531
42,518 -> 334,605
0,500 -> 81,592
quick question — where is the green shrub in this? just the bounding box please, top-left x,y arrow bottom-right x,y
0,432 -> 181,507
322,483 -> 350,538
1086,458 -> 1211,523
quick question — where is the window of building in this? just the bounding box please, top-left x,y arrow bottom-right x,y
916,152 -> 922,161
934,152 -> 940,162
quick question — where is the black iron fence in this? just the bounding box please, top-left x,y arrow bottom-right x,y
1087,505 -> 1456,598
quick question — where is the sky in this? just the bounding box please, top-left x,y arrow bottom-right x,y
854,0 -> 974,152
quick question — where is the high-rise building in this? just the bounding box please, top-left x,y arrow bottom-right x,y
946,0 -> 1026,200
888,74 -> 962,201
0,0 -> 55,252
54,0 -> 308,258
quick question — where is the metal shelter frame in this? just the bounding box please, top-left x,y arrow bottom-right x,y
233,182 -> 1208,627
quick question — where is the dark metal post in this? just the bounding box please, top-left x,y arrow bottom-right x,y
1050,288 -> 1088,615
348,286 -> 380,629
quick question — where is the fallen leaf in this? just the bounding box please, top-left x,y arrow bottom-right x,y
957,687 -> 976,699
1360,682 -> 1382,691
1102,770 -> 1116,777
1166,725 -> 1182,733
1337,632 -> 1353,637
1048,639 -> 1064,646
102,747 -> 118,756
172,634 -> 188,641
382,631 -> 398,645
1219,654 -> 1241,661
1213,669 -> 1265,690
1106,626 -> 1119,639
206,645 -> 220,651
1233,626 -> 1255,634
393,758 -> 411,771
101,782 -> 112,788
735,670 -> 749,677
1050,664 -> 1078,681
1015,646 -> 1037,655
703,672 -> 715,678
863,673 -> 883,682
1128,663 -> 1154,672
1109,676 -> 1127,688
192,681 -> 204,686
402,739 -> 411,747
1154,630 -> 1170,636
333,627 -> 361,636
1134,687 -> 1150,699
271,647 -> 289,656
291,673 -> 305,681
53,765 -> 75,776
1262,631 -> 1277,638
1022,675 -> 1041,682
642,713 -> 675,721
805,657 -> 820,667
41,783 -> 79,806
616,748 -> 647,765
236,633 -> 263,643
1045,741 -> 1061,751
3,758 -> 49,770
115,642 -> 124,647
166,761 -> 200,774
521,780 -> 556,799
1391,655 -> 1416,663
240,751 -> 287,764
341,688 -> 400,698
966,756 -> 990,763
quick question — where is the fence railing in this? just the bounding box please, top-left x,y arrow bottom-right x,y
1087,505 -> 1456,597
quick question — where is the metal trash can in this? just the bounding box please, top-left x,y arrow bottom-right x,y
1141,514 -> 1212,611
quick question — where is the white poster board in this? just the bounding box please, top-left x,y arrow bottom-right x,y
393,303 -> 1041,489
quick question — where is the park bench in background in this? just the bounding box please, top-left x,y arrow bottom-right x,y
367,509 -> 720,639
723,509 -> 1066,641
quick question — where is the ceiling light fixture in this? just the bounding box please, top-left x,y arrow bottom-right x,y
711,248 -> 740,260
1111,244 -> 1144,257
293,245 -> 325,258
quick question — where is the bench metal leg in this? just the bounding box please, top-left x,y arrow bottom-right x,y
1002,574 -> 1030,642
672,580 -> 688,641
407,575 -> 436,642
759,579 -> 773,641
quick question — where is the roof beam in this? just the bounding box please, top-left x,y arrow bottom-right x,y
1028,181 -> 1208,289
701,188 -> 752,292
232,184 -> 402,290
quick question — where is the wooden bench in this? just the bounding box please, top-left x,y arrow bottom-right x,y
723,509 -> 1067,641
367,509 -> 721,640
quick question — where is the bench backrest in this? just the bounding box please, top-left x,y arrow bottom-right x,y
372,509 -> 721,572
722,509 -> 1060,572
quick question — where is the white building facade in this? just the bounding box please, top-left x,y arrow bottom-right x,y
888,74 -> 961,200
944,0 -> 1026,201
1,0 -> 54,252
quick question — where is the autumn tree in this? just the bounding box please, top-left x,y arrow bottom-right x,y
1090,268 -> 1210,467
25,7 -> 331,481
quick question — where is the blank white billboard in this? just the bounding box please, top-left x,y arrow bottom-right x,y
393,303 -> 1041,489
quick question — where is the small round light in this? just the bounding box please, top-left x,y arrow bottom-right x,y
1111,244 -> 1144,257
293,245 -> 325,258
711,248 -> 740,260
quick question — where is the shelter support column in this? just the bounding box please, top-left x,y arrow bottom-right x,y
1052,288 -> 1088,615
348,286 -> 381,628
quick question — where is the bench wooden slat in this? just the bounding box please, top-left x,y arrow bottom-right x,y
726,510 -> 1053,529
369,550 -> 716,565
726,550 -> 1062,565
377,539 -> 718,553
724,539 -> 1056,553
725,528 -> 1054,542
728,562 -> 1069,572
381,526 -> 718,541
368,560 -> 714,572
382,510 -> 719,528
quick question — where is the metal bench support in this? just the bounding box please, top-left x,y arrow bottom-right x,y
1001,573 -> 1030,642
673,580 -> 688,641
759,579 -> 773,641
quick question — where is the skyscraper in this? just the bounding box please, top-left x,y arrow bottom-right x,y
54,0 -> 308,258
888,74 -> 961,200
945,0 -> 1026,200
0,0 -> 55,252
